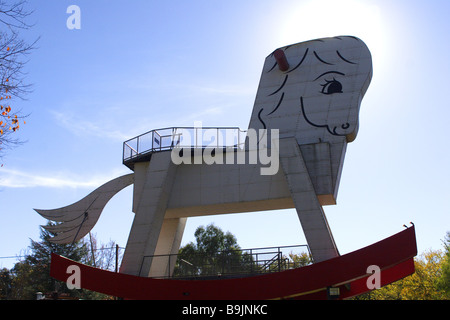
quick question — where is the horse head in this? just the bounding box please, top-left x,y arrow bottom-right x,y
248,36 -> 372,145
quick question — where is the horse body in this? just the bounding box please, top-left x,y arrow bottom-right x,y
36,36 -> 373,278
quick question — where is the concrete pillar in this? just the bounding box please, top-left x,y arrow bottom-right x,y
148,217 -> 187,278
120,151 -> 177,276
278,137 -> 339,262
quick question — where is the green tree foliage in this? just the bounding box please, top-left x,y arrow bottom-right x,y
0,267 -> 13,299
437,232 -> 450,294
356,233 -> 450,300
174,224 -> 252,278
4,223 -> 87,299
0,222 -> 120,299
173,224 -> 312,279
287,252 -> 312,268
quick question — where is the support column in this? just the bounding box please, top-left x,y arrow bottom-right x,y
120,151 -> 177,276
148,217 -> 187,278
278,137 -> 339,262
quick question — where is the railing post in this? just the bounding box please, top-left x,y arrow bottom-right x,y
250,249 -> 253,274
278,248 -> 281,273
137,136 -> 140,155
151,131 -> 154,152
171,128 -> 175,148
168,254 -> 170,279
221,252 -> 224,276
115,244 -> 119,273
195,127 -> 198,148
238,129 -> 240,149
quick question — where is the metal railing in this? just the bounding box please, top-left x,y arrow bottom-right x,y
123,127 -> 247,163
140,244 -> 312,279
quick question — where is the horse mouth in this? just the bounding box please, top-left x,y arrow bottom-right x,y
300,96 -> 350,137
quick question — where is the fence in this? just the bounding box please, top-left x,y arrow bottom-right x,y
123,127 -> 247,163
140,244 -> 312,279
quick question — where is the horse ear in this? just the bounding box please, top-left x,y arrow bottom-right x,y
273,49 -> 289,71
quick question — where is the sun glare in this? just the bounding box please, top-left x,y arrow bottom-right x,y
278,0 -> 387,70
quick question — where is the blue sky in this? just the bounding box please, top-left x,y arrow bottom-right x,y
1,0 -> 449,269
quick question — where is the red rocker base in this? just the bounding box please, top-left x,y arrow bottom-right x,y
49,225 -> 417,300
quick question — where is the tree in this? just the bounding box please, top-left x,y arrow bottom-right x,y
0,0 -> 38,158
0,267 -> 13,299
174,224 -> 252,278
356,247 -> 449,300
173,224 -> 312,278
83,232 -> 123,272
437,231 -> 450,294
3,223 -> 120,299
286,252 -> 312,268
7,222 -> 88,299
193,223 -> 241,255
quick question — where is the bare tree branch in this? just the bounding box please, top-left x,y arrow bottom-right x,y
0,0 -> 38,159
0,0 -> 34,30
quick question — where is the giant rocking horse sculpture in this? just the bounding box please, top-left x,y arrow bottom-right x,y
36,36 -> 417,299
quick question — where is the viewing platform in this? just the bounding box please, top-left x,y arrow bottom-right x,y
123,127 -> 247,170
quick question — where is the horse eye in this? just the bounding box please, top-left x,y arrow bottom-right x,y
321,78 -> 343,95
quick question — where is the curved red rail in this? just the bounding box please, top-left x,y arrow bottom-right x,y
50,226 -> 417,300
